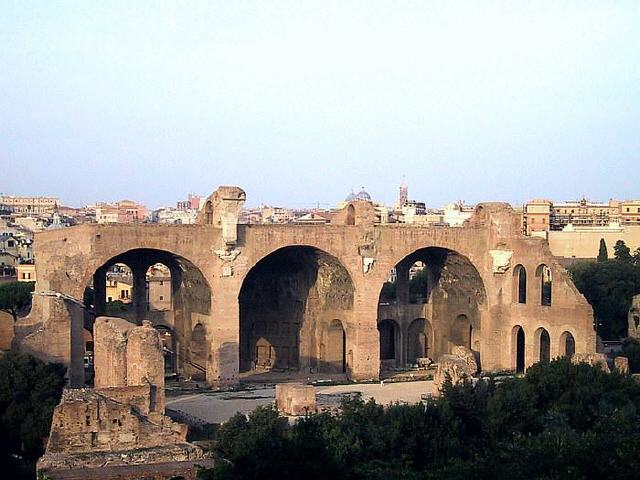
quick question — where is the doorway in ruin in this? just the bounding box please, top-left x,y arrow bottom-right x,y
190,323 -> 207,380
239,246 -> 354,376
378,319 -> 400,367
451,314 -> 472,350
377,247 -> 486,368
513,326 -> 525,373
323,319 -> 347,373
560,331 -> 575,358
407,318 -> 431,364
85,248 -> 211,382
536,327 -> 551,363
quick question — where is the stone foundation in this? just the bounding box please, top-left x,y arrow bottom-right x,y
275,383 -> 317,416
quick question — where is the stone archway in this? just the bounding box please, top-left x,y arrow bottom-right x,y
377,246 -> 486,366
323,319 -> 347,373
86,248 -> 212,382
238,246 -> 354,377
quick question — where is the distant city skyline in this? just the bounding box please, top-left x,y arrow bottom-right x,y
1,2 -> 639,209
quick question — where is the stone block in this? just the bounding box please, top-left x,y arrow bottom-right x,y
94,317 -> 134,388
571,352 -> 610,373
275,383 -> 316,416
451,345 -> 478,374
433,354 -> 472,397
614,356 -> 629,374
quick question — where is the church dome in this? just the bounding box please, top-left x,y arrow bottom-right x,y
345,190 -> 357,202
355,189 -> 371,202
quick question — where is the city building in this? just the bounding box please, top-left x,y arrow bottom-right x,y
620,200 -> 640,225
152,207 -> 198,224
523,198 -> 640,235
0,195 -> 59,214
442,202 -> 474,227
117,200 -> 148,223
16,262 -> 36,282
176,193 -> 201,211
523,199 -> 552,235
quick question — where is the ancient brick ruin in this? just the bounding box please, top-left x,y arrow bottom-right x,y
15,186 -> 596,389
37,317 -> 212,479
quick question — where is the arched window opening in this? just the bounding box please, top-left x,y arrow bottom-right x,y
346,204 -> 355,225
513,264 -> 527,304
513,326 -> 525,373
146,263 -> 172,315
408,261 -> 429,304
560,331 -> 575,358
536,327 -> 551,363
536,264 -> 552,306
205,201 -> 213,224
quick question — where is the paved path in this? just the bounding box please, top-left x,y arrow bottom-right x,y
167,380 -> 434,424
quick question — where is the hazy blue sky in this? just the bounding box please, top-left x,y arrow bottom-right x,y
1,1 -> 639,208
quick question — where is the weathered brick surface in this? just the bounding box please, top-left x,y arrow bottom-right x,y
17,187 -> 595,387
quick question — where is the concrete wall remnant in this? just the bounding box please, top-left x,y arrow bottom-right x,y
275,383 -> 317,416
572,352 -> 610,373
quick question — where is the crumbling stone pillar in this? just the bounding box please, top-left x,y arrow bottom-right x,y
94,317 -> 165,411
17,293 -> 85,387
127,320 -> 165,412
94,317 -> 133,388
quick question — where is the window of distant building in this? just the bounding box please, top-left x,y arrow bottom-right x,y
159,295 -> 164,301
627,208 -> 630,212
7,240 -> 14,247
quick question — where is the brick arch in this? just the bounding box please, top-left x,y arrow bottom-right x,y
237,241 -> 360,290
237,244 -> 356,376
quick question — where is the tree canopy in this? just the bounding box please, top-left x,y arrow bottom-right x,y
0,281 -> 35,322
0,353 -> 65,475
199,359 -> 640,480
597,238 -> 608,262
614,239 -> 633,263
568,259 -> 640,339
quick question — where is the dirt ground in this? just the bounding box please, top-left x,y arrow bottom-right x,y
165,380 -> 435,424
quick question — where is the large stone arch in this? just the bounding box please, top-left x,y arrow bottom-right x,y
85,248 -> 213,383
375,246 -> 487,368
238,245 -> 355,378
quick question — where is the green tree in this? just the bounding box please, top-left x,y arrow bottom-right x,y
0,281 -> 35,322
614,239 -> 633,263
633,247 -> 640,266
597,238 -> 608,262
198,359 -> 640,480
568,260 -> 640,339
620,338 -> 640,373
0,353 -> 66,467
